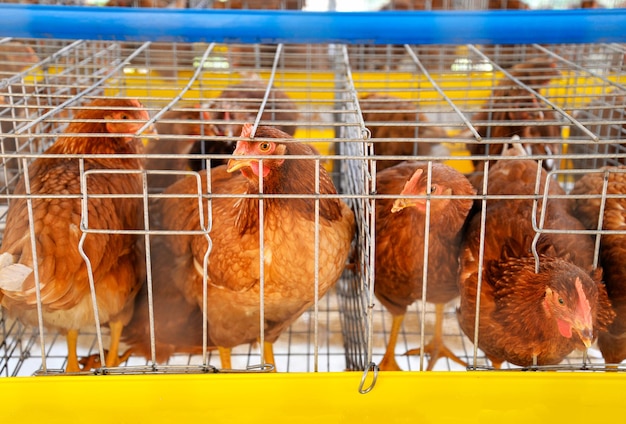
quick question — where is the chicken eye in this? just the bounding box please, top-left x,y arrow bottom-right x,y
259,142 -> 272,152
120,113 -> 129,120
558,298 -> 565,305
429,185 -> 438,194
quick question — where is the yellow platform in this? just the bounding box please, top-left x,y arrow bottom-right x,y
3,371 -> 625,423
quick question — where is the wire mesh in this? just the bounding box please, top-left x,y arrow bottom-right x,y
1,4 -> 626,378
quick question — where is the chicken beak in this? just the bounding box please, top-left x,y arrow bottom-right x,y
391,199 -> 408,213
573,325 -> 594,349
391,198 -> 426,213
227,157 -> 255,173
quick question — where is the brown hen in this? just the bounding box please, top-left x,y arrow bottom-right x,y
134,124 -> 354,369
0,98 -> 149,372
458,158 -> 615,368
571,166 -> 626,365
361,94 -> 449,171
375,161 -> 475,371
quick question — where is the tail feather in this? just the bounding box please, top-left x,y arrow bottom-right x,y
0,252 -> 33,292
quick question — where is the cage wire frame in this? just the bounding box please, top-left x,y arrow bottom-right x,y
0,4 -> 626,390
5,38 -> 623,378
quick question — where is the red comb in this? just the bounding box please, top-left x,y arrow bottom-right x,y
574,277 -> 592,325
241,123 -> 254,138
401,168 -> 424,195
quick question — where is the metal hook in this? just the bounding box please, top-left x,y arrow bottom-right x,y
358,362 -> 379,394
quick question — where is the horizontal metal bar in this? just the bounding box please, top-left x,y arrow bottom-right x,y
2,6 -> 626,44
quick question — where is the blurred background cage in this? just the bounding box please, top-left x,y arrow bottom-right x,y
2,0 -> 626,422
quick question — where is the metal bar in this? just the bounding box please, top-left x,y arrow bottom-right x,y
3,7 -> 626,44
405,45 -> 481,140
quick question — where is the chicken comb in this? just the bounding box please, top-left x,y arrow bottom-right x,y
574,277 -> 592,325
400,168 -> 424,195
241,123 -> 254,139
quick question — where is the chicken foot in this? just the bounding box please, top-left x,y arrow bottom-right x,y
378,314 -> 405,371
404,303 -> 468,371
71,321 -> 132,371
218,342 -> 276,371
78,348 -> 133,371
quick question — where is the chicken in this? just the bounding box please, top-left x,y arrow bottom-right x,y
145,105 -> 219,191
133,124 -> 354,369
0,98 -> 149,372
375,161 -> 475,371
360,94 -> 449,171
458,158 -> 615,368
189,79 -> 299,171
463,58 -> 562,174
571,167 -> 626,365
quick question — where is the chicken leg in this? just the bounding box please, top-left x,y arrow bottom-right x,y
104,320 -> 126,367
74,321 -> 132,371
65,329 -> 82,373
218,346 -> 232,369
263,341 -> 276,372
378,314 -> 405,371
218,342 -> 276,371
404,303 -> 468,371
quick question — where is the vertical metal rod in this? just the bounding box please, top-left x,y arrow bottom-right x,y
258,158 -> 265,367
531,160 -> 545,274
200,172 -> 212,367
21,158 -> 47,373
418,162 -> 433,371
77,162 -> 105,369
472,160 -> 490,369
593,170 -> 611,271
141,172 -> 157,367
313,158 -> 320,372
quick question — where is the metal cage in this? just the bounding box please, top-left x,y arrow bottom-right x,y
2,2 -> 626,423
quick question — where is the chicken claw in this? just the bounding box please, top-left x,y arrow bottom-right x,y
404,304 -> 467,371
